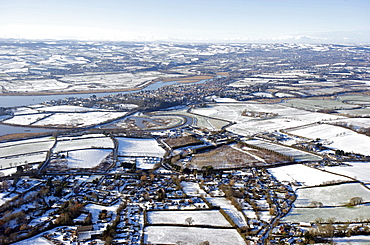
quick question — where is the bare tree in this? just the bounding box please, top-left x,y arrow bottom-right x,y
185,217 -> 194,226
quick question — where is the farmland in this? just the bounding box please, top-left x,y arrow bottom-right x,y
294,183 -> 370,207
147,210 -> 232,227
0,137 -> 55,158
53,135 -> 114,152
183,144 -> 289,170
244,139 -> 322,162
0,41 -> 370,244
144,226 -> 246,245
283,205 -> 370,223
268,164 -> 351,187
287,123 -> 370,156
324,162 -> 370,184
116,137 -> 165,157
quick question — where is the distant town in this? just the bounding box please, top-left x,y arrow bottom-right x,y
0,40 -> 370,245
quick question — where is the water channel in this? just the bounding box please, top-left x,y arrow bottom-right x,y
0,79 -> 209,135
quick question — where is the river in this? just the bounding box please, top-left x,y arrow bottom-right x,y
0,80 -> 181,108
0,79 -> 209,135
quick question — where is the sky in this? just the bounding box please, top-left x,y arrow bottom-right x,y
0,0 -> 369,43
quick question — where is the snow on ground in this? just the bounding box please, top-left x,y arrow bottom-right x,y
0,152 -> 47,169
53,136 -> 114,152
191,103 -> 344,136
37,105 -> 98,112
34,111 -> 127,127
65,149 -> 112,168
268,164 -> 352,187
283,205 -> 370,223
213,97 -> 238,102
244,139 -> 322,162
0,138 -> 55,158
294,183 -> 370,207
324,162 -> 370,184
12,226 -> 77,245
3,113 -> 51,125
135,157 -> 162,170
205,197 -> 249,228
144,226 -> 246,245
147,210 -> 232,227
116,137 -> 166,157
13,237 -> 54,245
333,235 -> 370,244
333,118 -> 370,129
0,167 -> 17,178
181,181 -> 207,197
288,123 -> 370,156
85,202 -> 121,231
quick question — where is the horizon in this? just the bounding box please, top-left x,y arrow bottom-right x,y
1,0 -> 369,44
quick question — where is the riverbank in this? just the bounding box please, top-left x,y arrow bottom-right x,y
0,75 -> 217,96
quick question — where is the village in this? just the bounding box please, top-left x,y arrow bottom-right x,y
0,41 -> 370,244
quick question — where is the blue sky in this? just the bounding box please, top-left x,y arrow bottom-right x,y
1,0 -> 369,42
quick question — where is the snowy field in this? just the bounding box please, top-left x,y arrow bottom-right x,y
294,183 -> 370,207
288,123 -> 370,156
0,137 -> 55,158
333,118 -> 370,129
144,226 -> 246,245
332,235 -> 370,244
205,197 -> 249,228
53,136 -> 114,152
181,181 -> 207,197
13,236 -> 55,245
147,210 -> 232,227
64,149 -> 112,168
37,105 -> 99,112
268,164 -> 351,187
33,111 -> 127,128
244,139 -> 322,162
0,152 -> 47,169
324,162 -> 370,184
116,137 -> 166,157
191,103 -> 344,135
3,113 -> 51,125
283,205 -> 370,223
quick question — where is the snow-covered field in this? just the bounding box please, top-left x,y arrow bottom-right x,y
0,152 -> 47,169
332,235 -> 370,244
333,118 -> 370,129
181,181 -> 207,197
53,136 -> 114,152
283,205 -> 370,223
116,137 -> 166,157
324,162 -> 370,184
191,103 -> 344,136
147,210 -> 232,227
33,111 -> 127,128
3,113 -> 51,125
205,197 -> 249,228
0,137 -> 55,158
13,236 -> 55,245
268,164 -> 352,187
244,139 -> 322,162
288,123 -> 370,156
144,226 -> 246,245
37,105 -> 98,112
64,149 -> 112,168
294,183 -> 370,207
